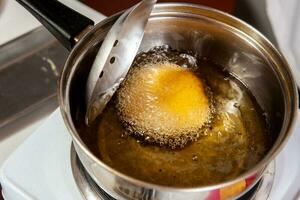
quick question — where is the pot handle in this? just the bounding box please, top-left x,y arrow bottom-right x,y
298,88 -> 300,109
16,0 -> 94,50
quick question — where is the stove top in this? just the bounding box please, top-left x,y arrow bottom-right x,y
0,110 -> 299,200
71,145 -> 115,200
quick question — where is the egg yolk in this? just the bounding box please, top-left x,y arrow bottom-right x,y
116,62 -> 211,146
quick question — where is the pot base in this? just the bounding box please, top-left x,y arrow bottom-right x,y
70,144 -> 275,200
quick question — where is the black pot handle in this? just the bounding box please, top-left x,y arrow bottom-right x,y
16,0 -> 94,50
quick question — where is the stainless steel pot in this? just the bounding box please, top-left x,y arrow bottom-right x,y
18,1 -> 298,199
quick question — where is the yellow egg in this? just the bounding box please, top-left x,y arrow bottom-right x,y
116,62 -> 211,147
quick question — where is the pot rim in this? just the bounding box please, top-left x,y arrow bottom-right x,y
58,3 -> 298,192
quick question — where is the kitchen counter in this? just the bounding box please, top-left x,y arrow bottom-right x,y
0,0 -> 105,170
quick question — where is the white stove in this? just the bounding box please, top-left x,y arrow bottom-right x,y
0,110 -> 81,200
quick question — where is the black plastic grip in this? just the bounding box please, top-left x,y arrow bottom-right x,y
16,0 -> 94,50
298,88 -> 300,109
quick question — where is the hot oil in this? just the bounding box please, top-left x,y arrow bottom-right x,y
80,46 -> 272,187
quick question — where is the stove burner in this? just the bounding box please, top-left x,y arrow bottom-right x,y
71,146 -> 115,200
70,144 -> 275,200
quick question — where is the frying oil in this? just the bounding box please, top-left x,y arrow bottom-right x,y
80,46 -> 272,187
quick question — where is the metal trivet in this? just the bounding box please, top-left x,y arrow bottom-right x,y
71,144 -> 116,200
237,161 -> 275,200
70,144 -> 275,200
